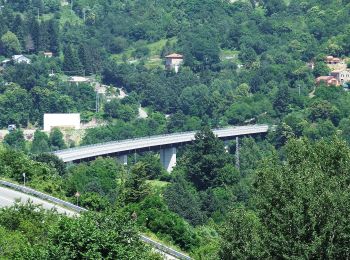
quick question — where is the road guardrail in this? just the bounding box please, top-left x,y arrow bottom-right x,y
0,180 -> 191,259
0,180 -> 87,213
140,235 -> 191,260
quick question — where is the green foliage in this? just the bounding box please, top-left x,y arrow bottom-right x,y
0,203 -> 155,259
0,31 -> 21,56
180,127 -> 232,190
3,129 -> 25,151
48,210 -> 150,259
65,157 -> 122,205
49,128 -> 66,151
138,153 -> 167,180
124,162 -> 150,203
31,153 -> 66,176
164,175 -> 206,225
31,130 -> 50,154
130,195 -> 199,250
219,208 -> 267,259
104,99 -> 138,121
221,137 -> 350,258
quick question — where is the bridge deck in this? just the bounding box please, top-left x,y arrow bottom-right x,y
54,125 -> 269,162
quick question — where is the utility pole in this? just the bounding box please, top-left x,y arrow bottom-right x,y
83,8 -> 86,22
235,136 -> 240,170
95,92 -> 99,113
71,0 -> 73,11
37,8 -> 40,21
23,172 -> 26,186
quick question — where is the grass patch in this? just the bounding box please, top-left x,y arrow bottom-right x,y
59,7 -> 83,27
146,180 -> 169,189
220,49 -> 239,60
111,37 -> 177,68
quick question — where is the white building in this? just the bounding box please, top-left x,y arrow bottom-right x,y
43,113 -> 80,132
12,55 -> 31,64
330,70 -> 350,84
68,76 -> 90,85
165,53 -> 183,73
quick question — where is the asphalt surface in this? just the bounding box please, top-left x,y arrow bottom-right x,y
54,125 -> 269,162
0,186 -> 77,216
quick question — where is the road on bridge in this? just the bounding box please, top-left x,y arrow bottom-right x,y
54,125 -> 269,162
0,186 -> 77,216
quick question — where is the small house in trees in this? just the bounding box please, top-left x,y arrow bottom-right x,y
325,56 -> 341,65
165,53 -> 183,73
43,51 -> 53,58
12,55 -> 31,64
315,76 -> 340,86
330,70 -> 350,84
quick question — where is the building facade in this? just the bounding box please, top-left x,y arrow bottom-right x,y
165,53 -> 183,73
330,70 -> 350,84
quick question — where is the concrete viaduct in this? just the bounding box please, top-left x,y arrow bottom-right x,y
54,125 -> 269,172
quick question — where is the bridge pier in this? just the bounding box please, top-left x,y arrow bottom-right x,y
160,147 -> 176,173
235,136 -> 240,170
118,154 -> 128,165
224,140 -> 230,153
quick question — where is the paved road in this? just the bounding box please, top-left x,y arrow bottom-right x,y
0,186 -> 77,216
0,183 -> 189,259
54,125 -> 269,162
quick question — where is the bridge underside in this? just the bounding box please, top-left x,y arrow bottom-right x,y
68,136 -> 247,173
57,125 -> 269,172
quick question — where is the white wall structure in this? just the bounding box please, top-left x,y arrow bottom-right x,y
44,113 -> 80,132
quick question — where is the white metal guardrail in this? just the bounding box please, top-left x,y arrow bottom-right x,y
0,180 -> 87,213
0,180 -> 191,259
140,235 -> 191,260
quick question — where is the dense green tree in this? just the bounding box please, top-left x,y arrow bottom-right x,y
3,129 -> 25,151
47,19 -> 59,53
0,85 -> 32,127
63,45 -> 82,74
164,175 -> 206,225
180,128 -> 232,190
219,207 -> 267,259
65,157 -> 121,203
222,137 -> 350,258
124,162 -> 150,203
49,128 -> 66,151
31,130 -> 49,154
0,31 -> 21,56
32,153 -> 66,176
48,210 -> 153,259
273,84 -> 290,115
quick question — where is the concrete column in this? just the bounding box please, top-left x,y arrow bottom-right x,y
224,140 -> 229,153
118,154 -> 128,165
160,147 -> 176,173
235,136 -> 240,170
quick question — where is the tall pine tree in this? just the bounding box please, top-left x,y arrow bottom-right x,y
63,45 -> 82,74
47,19 -> 59,54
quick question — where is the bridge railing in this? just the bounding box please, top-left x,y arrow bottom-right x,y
54,124 -> 269,155
0,180 -> 87,213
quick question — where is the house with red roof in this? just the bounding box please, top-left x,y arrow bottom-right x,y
316,76 -> 340,86
165,53 -> 183,73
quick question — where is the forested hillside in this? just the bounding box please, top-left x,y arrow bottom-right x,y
1,0 -> 350,259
